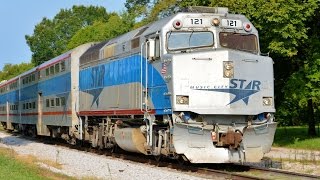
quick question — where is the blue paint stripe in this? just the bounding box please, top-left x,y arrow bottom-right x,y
0,73 -> 71,104
80,55 -> 171,114
38,73 -> 71,96
0,90 -> 19,104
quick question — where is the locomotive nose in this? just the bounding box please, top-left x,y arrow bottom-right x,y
171,50 -> 274,115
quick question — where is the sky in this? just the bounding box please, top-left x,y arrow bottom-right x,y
0,0 -> 126,70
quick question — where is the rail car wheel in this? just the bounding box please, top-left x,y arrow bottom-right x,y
28,126 -> 37,138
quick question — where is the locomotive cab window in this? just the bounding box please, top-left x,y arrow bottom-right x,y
167,31 -> 214,51
219,32 -> 258,54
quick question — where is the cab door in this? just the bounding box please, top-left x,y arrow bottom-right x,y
144,35 -> 171,114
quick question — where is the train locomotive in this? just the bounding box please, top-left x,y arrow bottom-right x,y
0,7 -> 276,163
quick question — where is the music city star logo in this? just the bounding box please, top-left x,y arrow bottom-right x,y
190,79 -> 261,105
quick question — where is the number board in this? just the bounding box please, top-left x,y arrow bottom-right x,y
221,19 -> 242,29
183,18 -> 211,27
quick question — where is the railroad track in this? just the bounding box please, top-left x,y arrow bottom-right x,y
8,132 -> 320,180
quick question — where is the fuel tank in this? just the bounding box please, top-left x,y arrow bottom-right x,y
114,128 -> 147,154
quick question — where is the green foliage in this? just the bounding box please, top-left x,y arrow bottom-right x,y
125,0 -> 149,15
125,0 -> 181,28
67,13 -> 134,49
209,0 -> 318,57
0,63 -> 34,81
26,5 -> 111,66
146,0 -> 176,22
276,3 -> 320,129
273,126 -> 320,150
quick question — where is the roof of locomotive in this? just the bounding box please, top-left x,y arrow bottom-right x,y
79,7 -> 252,63
79,15 -> 172,65
79,40 -> 109,64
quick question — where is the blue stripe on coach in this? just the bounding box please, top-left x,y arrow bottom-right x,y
0,90 -> 19,104
38,72 -> 71,97
0,72 -> 71,104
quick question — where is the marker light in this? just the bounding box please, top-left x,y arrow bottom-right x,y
173,20 -> 183,29
224,70 -> 234,78
224,62 -> 233,70
243,22 -> 252,32
212,18 -> 220,26
223,61 -> 234,78
263,97 -> 273,106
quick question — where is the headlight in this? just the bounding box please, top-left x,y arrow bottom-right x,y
224,70 -> 234,78
176,95 -> 189,105
224,62 -> 233,70
263,97 -> 273,106
211,18 -> 220,26
223,61 -> 234,78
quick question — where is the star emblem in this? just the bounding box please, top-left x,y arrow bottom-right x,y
208,88 -> 259,105
194,81 -> 260,105
87,88 -> 103,107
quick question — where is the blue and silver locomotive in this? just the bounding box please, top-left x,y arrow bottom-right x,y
0,7 -> 276,163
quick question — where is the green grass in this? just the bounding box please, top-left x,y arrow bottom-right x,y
273,126 -> 320,150
0,148 -> 71,180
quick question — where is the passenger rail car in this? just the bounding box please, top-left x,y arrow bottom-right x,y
0,7 -> 276,163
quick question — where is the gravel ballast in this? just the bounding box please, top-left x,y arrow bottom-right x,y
0,132 -> 207,180
1,131 -> 319,178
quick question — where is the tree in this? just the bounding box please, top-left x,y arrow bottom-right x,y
26,5 -> 111,66
67,13 -> 134,50
125,0 -> 180,28
0,63 -> 34,82
281,5 -> 320,135
125,0 -> 149,19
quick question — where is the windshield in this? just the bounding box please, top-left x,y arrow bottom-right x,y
167,31 -> 214,51
219,32 -> 258,53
